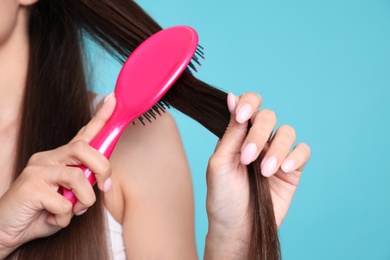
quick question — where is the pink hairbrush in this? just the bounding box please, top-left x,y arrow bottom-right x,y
59,26 -> 202,204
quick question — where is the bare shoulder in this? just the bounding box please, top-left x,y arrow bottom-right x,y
103,112 -> 190,218
110,111 -> 190,184
103,112 -> 197,258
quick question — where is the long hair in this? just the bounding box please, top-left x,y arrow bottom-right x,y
8,0 -> 280,259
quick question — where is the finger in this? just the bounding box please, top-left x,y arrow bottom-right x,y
41,192 -> 73,228
280,142 -> 311,173
227,92 -> 239,113
66,140 -> 112,192
234,92 -> 262,124
49,166 -> 97,211
239,109 -> 277,165
259,125 -> 296,177
214,93 -> 244,156
213,93 -> 248,159
46,212 -> 72,228
71,92 -> 116,143
44,141 -> 112,192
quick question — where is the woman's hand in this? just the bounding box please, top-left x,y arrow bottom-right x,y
204,92 -> 311,258
0,94 -> 116,258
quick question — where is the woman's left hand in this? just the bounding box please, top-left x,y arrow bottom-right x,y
204,92 -> 311,257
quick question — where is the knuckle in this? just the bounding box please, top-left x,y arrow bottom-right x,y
28,152 -> 45,164
60,220 -> 71,228
261,109 -> 277,123
240,92 -> 249,98
70,140 -> 89,155
84,193 -> 96,207
294,143 -> 311,160
274,139 -> 291,153
66,167 -> 85,183
76,187 -> 96,208
100,161 -> 112,177
251,92 -> 263,103
241,92 -> 262,101
278,125 -> 296,141
62,201 -> 73,213
250,126 -> 270,140
208,154 -> 219,170
57,215 -> 72,228
300,143 -> 311,157
280,124 -> 296,136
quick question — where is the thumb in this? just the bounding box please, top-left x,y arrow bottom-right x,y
70,93 -> 117,143
213,93 -> 247,161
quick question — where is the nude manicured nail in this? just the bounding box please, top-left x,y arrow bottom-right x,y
103,92 -> 114,103
103,177 -> 112,193
281,159 -> 295,172
262,156 -> 278,177
227,92 -> 236,113
236,104 -> 252,124
241,143 -> 257,165
75,209 -> 88,216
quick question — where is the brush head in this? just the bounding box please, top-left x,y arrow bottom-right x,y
61,26 -> 202,205
114,26 -> 199,125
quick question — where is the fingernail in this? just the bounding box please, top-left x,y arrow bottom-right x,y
103,177 -> 112,193
281,159 -> 295,173
236,104 -> 252,124
227,92 -> 236,113
75,209 -> 88,216
103,92 -> 114,103
262,156 -> 278,177
240,143 -> 257,165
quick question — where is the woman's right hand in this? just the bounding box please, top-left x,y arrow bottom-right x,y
0,94 -> 116,258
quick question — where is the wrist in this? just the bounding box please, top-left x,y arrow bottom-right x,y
204,228 -> 250,260
0,243 -> 16,259
0,231 -> 19,259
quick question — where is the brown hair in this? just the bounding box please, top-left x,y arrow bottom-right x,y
8,0 -> 280,259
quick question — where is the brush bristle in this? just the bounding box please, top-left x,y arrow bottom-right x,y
135,44 -> 204,125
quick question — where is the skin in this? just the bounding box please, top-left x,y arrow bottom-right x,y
204,93 -> 310,258
0,0 -> 30,200
0,1 -> 311,259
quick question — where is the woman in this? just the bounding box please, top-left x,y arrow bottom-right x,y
0,0 -> 310,259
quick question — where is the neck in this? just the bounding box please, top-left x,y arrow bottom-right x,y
0,7 -> 30,129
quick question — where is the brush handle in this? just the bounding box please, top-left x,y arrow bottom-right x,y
60,106 -> 128,205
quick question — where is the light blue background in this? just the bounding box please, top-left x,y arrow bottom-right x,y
89,1 -> 390,259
